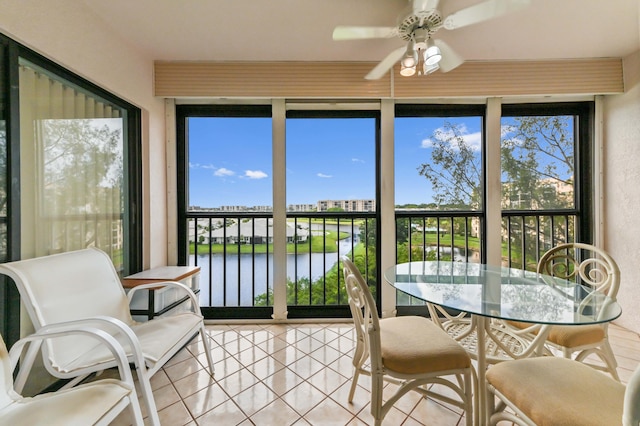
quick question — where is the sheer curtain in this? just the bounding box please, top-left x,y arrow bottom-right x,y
19,60 -> 126,271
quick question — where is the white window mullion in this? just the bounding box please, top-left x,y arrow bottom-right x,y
380,99 -> 397,318
485,98 -> 503,266
271,99 -> 288,320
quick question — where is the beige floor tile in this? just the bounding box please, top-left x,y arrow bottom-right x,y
215,368 -> 260,397
307,365 -> 349,395
157,401 -> 194,426
262,367 -> 305,396
281,380 -> 328,416
246,354 -> 286,380
173,369 -> 218,399
249,398 -> 302,426
182,382 -> 229,418
232,382 -> 278,416
287,355 -> 325,380
303,395 -> 356,426
194,399 -> 247,425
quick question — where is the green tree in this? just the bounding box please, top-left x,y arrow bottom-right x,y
417,121 -> 482,209
502,116 -> 574,209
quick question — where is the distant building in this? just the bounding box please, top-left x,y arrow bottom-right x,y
317,199 -> 375,212
287,204 -> 316,212
191,218 -> 308,245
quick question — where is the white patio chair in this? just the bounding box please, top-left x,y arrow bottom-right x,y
1,323 -> 144,426
0,247 -> 215,426
486,356 -> 640,426
341,256 -> 475,426
504,242 -> 621,380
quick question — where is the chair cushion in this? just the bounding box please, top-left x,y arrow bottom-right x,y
486,357 -> 625,426
379,316 -> 470,375
506,321 -> 605,348
546,325 -> 605,348
0,379 -> 131,426
56,312 -> 203,372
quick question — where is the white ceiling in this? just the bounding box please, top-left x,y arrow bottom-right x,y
81,0 -> 639,66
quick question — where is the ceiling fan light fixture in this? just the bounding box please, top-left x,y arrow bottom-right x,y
400,42 -> 418,68
423,61 -> 440,75
424,40 -> 442,66
400,63 -> 417,76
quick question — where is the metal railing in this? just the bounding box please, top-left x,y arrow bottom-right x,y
185,209 -> 578,315
185,211 -> 377,310
502,210 -> 577,271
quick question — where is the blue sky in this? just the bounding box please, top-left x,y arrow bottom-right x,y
188,116 -> 482,208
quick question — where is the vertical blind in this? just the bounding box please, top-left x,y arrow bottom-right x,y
19,60 -> 126,269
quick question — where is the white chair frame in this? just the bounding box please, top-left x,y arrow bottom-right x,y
0,247 -> 215,426
342,256 -> 475,426
501,242 -> 621,380
1,323 -> 144,426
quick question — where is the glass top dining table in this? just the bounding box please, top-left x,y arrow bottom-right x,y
384,260 -> 621,325
384,260 -> 622,424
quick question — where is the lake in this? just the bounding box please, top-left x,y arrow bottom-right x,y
192,225 -> 358,306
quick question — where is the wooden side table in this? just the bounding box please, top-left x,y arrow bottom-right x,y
122,266 -> 201,320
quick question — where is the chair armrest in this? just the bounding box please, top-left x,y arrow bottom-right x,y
9,324 -> 137,392
126,281 -> 200,314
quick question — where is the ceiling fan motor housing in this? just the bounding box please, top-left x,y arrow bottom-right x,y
397,9 -> 443,42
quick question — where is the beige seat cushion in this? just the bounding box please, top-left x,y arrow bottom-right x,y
487,357 -> 624,426
0,379 -> 131,426
379,316 -> 470,375
546,324 -> 605,348
506,321 -> 604,348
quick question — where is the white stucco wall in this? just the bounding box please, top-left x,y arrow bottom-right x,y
604,51 -> 640,334
0,0 -> 168,268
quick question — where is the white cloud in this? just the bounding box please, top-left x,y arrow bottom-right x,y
421,124 -> 482,152
245,170 -> 268,179
317,173 -> 332,178
351,158 -> 365,163
215,167 -> 235,177
190,162 -> 216,170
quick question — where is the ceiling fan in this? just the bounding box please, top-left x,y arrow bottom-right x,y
333,0 -> 531,80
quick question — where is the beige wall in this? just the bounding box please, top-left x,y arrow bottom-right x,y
604,51 -> 640,334
0,0 -> 168,268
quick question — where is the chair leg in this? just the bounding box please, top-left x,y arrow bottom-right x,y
347,368 -> 360,403
464,369 -> 473,426
135,363 -> 161,426
200,326 -> 215,375
371,374 -> 384,426
600,341 -> 620,381
128,392 -> 145,426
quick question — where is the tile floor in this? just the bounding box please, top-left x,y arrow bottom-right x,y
111,321 -> 640,426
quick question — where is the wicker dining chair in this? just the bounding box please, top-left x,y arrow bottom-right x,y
341,256 -> 475,426
504,242 -> 621,380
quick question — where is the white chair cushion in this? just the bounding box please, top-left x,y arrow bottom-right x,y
0,379 -> 131,426
54,312 -> 203,372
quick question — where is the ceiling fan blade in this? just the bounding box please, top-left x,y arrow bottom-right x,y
412,0 -> 440,14
443,0 -> 530,30
365,46 -> 405,80
332,26 -> 397,40
434,39 -> 464,72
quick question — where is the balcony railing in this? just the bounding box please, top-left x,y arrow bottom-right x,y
502,210 -> 577,271
184,209 -> 578,317
185,211 -> 376,314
